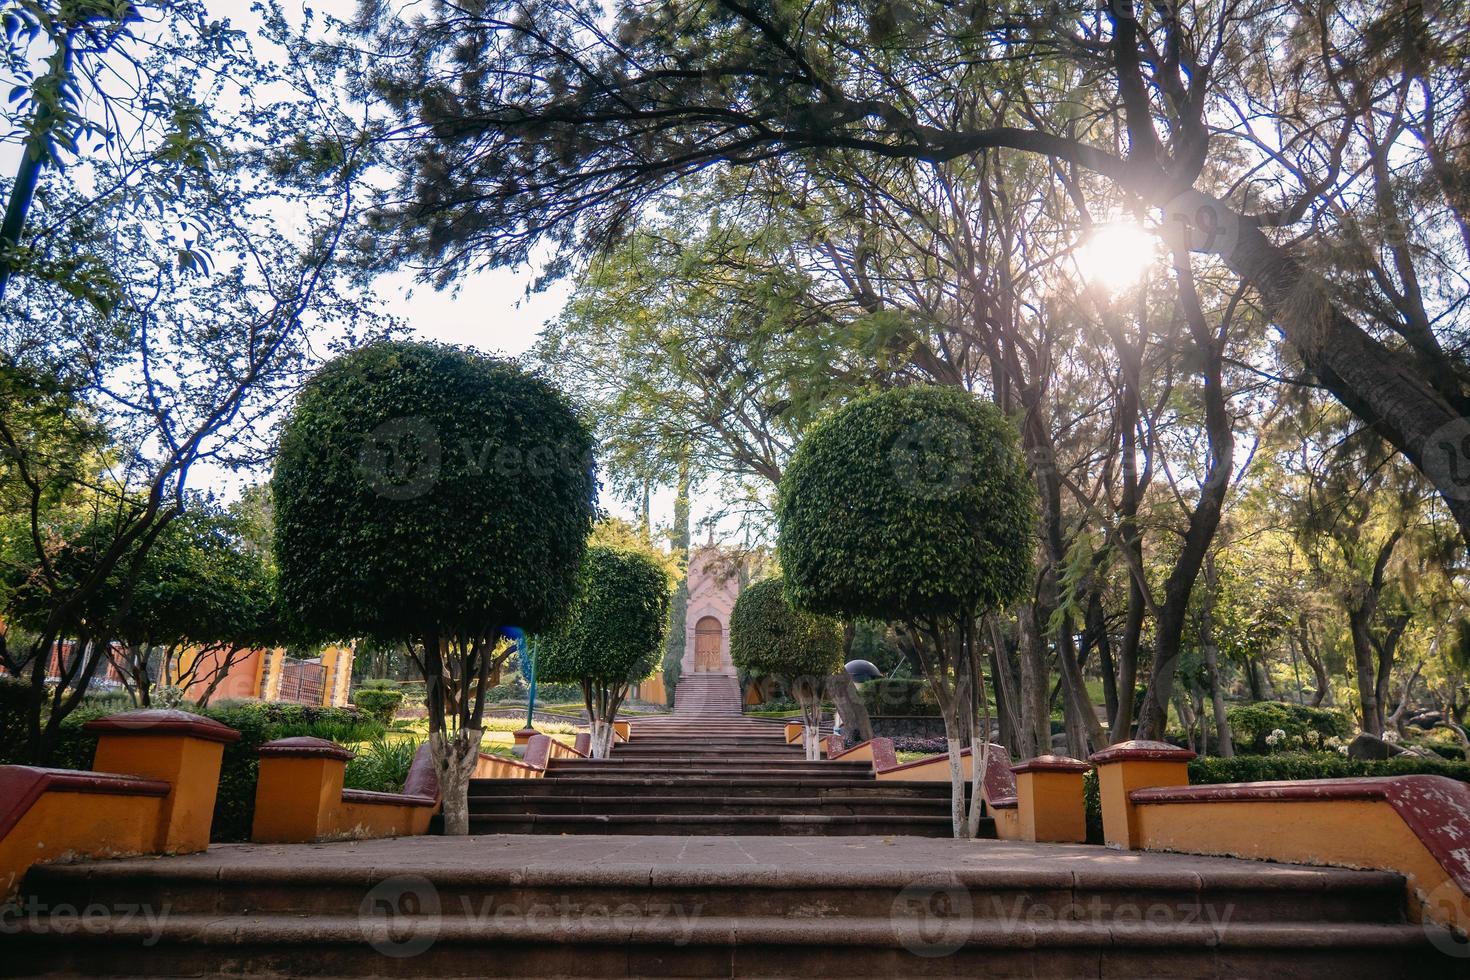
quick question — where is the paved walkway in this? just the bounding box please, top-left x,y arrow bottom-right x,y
51,832 -> 1400,887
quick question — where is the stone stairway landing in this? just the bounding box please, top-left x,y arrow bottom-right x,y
464,673 -> 979,838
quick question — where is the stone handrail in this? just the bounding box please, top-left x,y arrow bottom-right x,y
1,710 -> 237,899
1092,740 -> 1470,938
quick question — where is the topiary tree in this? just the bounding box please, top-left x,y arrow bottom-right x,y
273,341 -> 595,833
538,545 -> 671,758
729,576 -> 843,760
778,385 -> 1035,836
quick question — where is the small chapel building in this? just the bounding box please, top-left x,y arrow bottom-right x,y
679,543 -> 745,677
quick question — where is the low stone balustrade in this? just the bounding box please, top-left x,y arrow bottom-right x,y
1,709 -> 238,898
251,736 -> 434,843
1091,738 -> 1470,939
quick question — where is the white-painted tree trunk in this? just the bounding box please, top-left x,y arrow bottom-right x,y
430,728 -> 481,836
945,734 -> 967,837
797,687 -> 823,761
590,719 -> 615,759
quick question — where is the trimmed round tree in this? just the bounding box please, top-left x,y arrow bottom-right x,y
538,545 -> 671,758
729,577 -> 843,760
777,385 -> 1035,836
273,340 -> 595,833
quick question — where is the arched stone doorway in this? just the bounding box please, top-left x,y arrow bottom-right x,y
694,616 -> 723,672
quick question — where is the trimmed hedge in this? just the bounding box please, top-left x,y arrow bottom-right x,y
858,677 -> 939,717
352,686 -> 404,726
1188,753 -> 1470,785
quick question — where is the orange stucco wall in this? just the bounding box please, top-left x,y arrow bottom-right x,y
0,791 -> 162,898
93,734 -> 225,852
1015,770 -> 1087,844
1136,797 -> 1470,935
252,753 -> 432,843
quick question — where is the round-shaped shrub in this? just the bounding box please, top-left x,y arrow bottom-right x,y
729,577 -> 844,682
538,545 -> 672,688
273,341 -> 596,642
777,385 -> 1035,625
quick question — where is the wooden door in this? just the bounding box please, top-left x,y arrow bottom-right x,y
694,617 -> 722,671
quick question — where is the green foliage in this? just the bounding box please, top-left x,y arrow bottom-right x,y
273,341 -> 596,644
485,678 -> 528,702
351,686 -> 405,726
1226,701 -> 1350,754
1188,753 -> 1470,785
729,577 -> 844,681
538,545 -> 672,687
26,698 -> 383,842
857,677 -> 939,716
850,619 -> 904,674
778,386 -> 1035,625
344,736 -> 422,793
0,675 -> 30,764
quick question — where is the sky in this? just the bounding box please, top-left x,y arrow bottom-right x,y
0,0 -> 748,546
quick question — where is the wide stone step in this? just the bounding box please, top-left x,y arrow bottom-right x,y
16,842 -> 1415,926
10,915 -> 1445,978
463,813 -> 963,836
468,794 -> 954,817
603,754 -> 813,764
469,777 -> 958,798
12,841 -> 1441,978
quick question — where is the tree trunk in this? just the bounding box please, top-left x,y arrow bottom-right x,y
1223,218 -> 1470,551
430,729 -> 480,836
1016,609 -> 1051,756
986,615 -> 1023,754
1135,248 -> 1234,740
966,634 -> 992,839
799,688 -> 823,762
827,669 -> 873,744
1088,591 -> 1120,740
1200,557 -> 1234,757
1348,607 -> 1382,736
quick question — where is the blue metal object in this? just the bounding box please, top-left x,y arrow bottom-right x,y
501,626 -> 535,729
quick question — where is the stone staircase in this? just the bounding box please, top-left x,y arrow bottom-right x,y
6,673 -> 1462,975
465,673 -> 968,837
8,835 -> 1458,977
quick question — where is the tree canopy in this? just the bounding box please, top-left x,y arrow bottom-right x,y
778,386 -> 1035,626
272,340 -> 596,643
540,544 -> 672,688
728,576 -> 843,682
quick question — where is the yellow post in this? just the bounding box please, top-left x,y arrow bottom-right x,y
86,709 -> 240,853
1011,755 -> 1090,843
1088,740 -> 1196,849
250,737 -> 354,843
